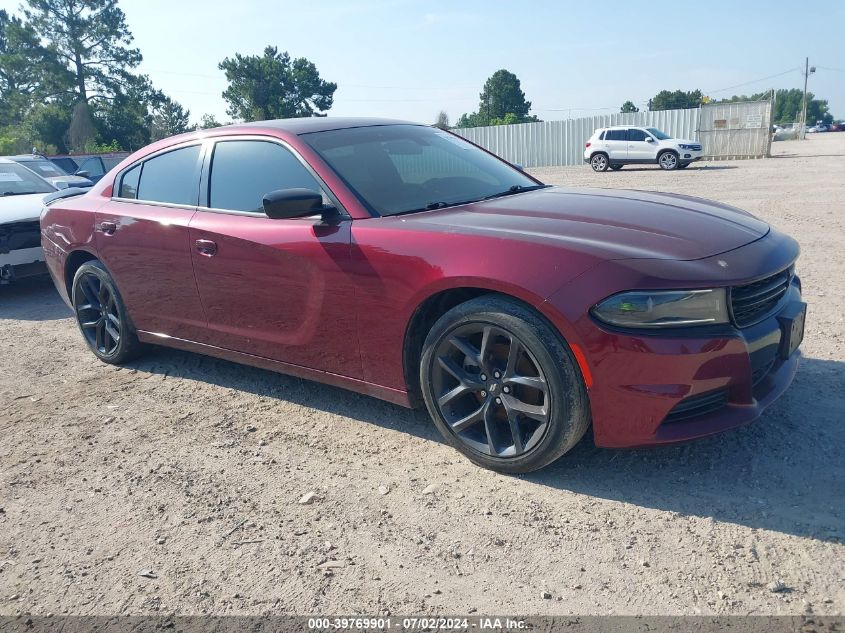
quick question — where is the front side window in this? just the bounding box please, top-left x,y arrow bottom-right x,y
135,145 -> 201,206
0,162 -> 54,196
628,129 -> 649,142
647,128 -> 672,140
605,129 -> 627,141
302,124 -> 538,216
78,157 -> 105,177
208,140 -> 323,213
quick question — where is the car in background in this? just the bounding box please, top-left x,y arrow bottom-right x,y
584,126 -> 703,172
42,118 -> 804,473
7,154 -> 93,189
48,153 -> 129,184
0,158 -> 55,283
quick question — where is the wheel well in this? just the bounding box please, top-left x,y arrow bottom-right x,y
590,151 -> 608,159
64,250 -> 98,298
658,148 -> 678,156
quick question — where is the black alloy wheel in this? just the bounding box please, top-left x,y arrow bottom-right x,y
420,295 -> 591,473
430,322 -> 550,458
72,260 -> 145,364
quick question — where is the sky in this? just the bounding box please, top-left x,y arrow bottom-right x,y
4,0 -> 844,125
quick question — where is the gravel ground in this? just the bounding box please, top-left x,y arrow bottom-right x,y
1,134 -> 843,617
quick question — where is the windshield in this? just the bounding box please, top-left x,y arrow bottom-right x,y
302,124 -> 540,216
0,162 -> 55,196
646,128 -> 672,140
20,159 -> 69,178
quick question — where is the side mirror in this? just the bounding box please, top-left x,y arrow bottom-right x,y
644,137 -> 654,142
75,170 -> 90,178
262,188 -> 326,220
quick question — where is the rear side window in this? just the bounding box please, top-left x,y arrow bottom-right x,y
135,145 -> 201,206
119,164 -> 141,199
605,129 -> 627,141
208,140 -> 322,213
598,130 -> 606,140
628,129 -> 648,141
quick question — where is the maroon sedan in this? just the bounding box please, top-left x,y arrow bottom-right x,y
40,119 -> 805,473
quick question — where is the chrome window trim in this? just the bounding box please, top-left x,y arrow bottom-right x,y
111,140 -> 205,206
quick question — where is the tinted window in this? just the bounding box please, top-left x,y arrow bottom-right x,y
50,157 -> 78,173
628,129 -> 648,142
119,164 -> 141,199
79,157 -> 105,177
598,130 -> 605,140
303,125 -> 537,216
136,145 -> 201,206
605,129 -> 627,141
208,140 -> 322,213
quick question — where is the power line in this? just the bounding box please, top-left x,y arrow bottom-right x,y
817,66 -> 845,73
705,67 -> 801,95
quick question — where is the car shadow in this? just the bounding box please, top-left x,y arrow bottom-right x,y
0,275 -> 71,321
131,346 -> 843,542
603,165 -> 739,172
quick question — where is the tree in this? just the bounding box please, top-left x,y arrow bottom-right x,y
714,88 -> 834,124
219,46 -> 336,121
92,74 -> 163,151
151,97 -> 191,140
456,69 -> 539,128
433,110 -> 450,130
649,89 -> 703,111
620,100 -> 639,113
23,0 -> 142,104
0,9 -> 71,126
198,113 -> 222,129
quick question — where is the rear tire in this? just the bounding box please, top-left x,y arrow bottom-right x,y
658,150 -> 679,170
72,260 -> 146,364
419,295 -> 591,473
590,153 -> 609,172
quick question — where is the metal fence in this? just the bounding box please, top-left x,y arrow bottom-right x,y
698,100 -> 773,159
451,101 -> 771,168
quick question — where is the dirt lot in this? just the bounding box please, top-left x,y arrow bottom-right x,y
1,133 -> 844,618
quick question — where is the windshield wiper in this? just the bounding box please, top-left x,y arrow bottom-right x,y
1,190 -> 43,197
480,184 -> 549,201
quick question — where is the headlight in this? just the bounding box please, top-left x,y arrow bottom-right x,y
678,144 -> 697,150
591,289 -> 729,328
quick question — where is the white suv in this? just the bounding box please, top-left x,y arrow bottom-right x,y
583,126 -> 703,172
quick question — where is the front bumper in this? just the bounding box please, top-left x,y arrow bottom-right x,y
586,284 -> 803,448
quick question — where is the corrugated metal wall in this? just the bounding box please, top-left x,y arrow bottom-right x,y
699,100 -> 773,159
451,107 -> 736,168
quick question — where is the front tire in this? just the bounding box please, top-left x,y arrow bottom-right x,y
658,150 -> 679,170
72,260 -> 146,364
590,153 -> 609,172
419,295 -> 591,473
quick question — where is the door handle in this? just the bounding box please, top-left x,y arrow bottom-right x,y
99,221 -> 117,235
195,239 -> 217,257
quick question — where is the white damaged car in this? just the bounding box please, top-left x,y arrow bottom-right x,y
0,158 -> 56,283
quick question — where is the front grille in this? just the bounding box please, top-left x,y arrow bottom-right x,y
685,144 -> 702,151
730,268 -> 791,328
0,220 -> 41,254
663,388 -> 729,424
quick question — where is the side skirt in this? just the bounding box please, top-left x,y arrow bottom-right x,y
136,330 -> 413,408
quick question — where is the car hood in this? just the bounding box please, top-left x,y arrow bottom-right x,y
398,186 -> 769,261
0,192 -> 49,224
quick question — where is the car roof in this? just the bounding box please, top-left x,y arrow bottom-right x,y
598,125 -> 649,130
6,154 -> 44,161
220,117 -> 422,135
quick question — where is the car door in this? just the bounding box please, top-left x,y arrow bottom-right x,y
188,137 -> 360,377
626,128 -> 655,161
603,128 -> 628,160
95,143 -> 208,342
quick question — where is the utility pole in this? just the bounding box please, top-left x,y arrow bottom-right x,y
800,57 -> 816,138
